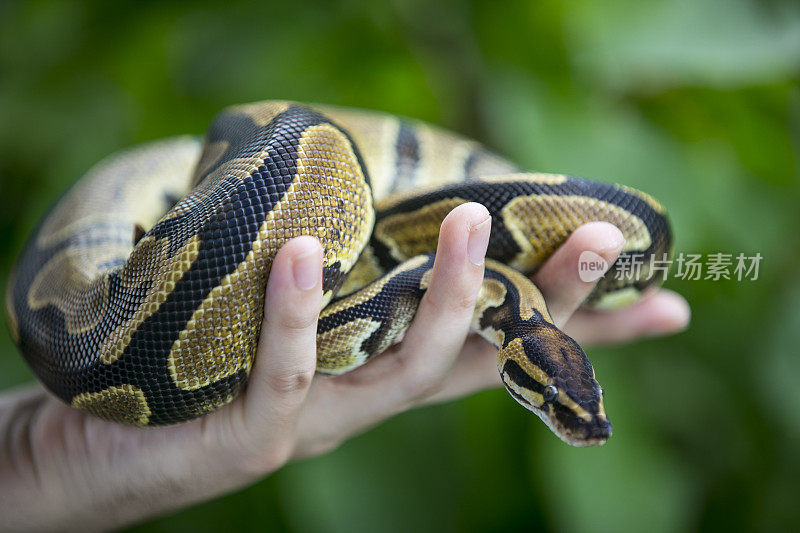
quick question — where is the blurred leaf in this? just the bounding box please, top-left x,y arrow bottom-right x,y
563,0 -> 800,92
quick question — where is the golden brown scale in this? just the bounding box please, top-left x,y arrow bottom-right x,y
374,198 -> 469,261
166,123 -> 374,391
71,384 -> 152,426
317,255 -> 430,372
500,194 -> 651,272
102,236 -> 201,366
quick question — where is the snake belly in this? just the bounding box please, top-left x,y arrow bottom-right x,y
5,101 -> 672,446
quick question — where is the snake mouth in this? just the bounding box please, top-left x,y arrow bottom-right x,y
536,408 -> 612,447
566,420 -> 612,447
540,409 -> 612,447
504,386 -> 613,446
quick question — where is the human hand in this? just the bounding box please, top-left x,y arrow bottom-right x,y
0,203 -> 689,531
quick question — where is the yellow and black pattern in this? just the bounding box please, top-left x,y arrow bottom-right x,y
6,101 -> 671,446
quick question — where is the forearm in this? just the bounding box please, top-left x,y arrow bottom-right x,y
0,385 -> 273,532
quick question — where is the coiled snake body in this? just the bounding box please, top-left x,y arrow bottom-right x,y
5,102 -> 671,446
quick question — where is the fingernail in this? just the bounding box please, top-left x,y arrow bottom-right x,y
599,233 -> 626,256
467,216 -> 491,266
292,244 -> 321,291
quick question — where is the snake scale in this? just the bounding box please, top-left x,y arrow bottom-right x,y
5,101 -> 671,446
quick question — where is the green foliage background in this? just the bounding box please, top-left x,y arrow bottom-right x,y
1,0 -> 798,531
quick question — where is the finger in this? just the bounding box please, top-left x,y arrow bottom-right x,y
388,201 -> 491,398
291,203 -> 491,454
332,202 -> 491,396
533,222 -> 624,327
241,236 -> 322,431
564,289 -> 691,345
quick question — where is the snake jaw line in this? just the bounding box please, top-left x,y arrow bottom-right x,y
509,380 -> 612,447
503,377 -> 612,447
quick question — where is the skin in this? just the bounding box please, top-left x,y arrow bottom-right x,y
0,203 -> 690,531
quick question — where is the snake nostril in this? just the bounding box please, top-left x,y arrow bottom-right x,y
589,422 -> 612,440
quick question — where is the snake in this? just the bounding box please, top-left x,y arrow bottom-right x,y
5,101 -> 671,447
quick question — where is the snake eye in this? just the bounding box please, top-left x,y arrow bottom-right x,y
543,385 -> 558,403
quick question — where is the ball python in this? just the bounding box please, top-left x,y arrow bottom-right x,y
5,101 -> 672,447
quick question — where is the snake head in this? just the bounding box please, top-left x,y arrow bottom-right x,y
498,325 -> 611,447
